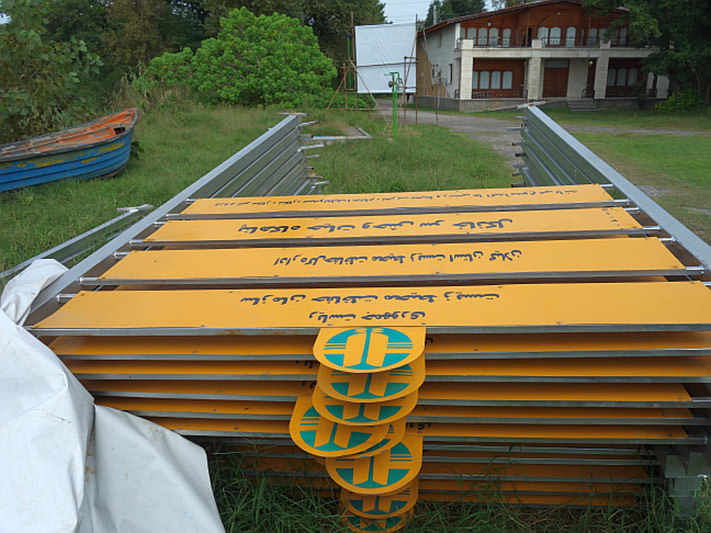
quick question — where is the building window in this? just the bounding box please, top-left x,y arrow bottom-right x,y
565,27 -> 576,47
479,71 -> 490,89
491,71 -> 501,89
607,68 -> 616,86
537,26 -> 549,42
588,28 -> 598,46
449,63 -> 453,84
466,27 -> 476,39
502,28 -> 512,47
617,67 -> 627,86
478,28 -> 488,46
488,28 -> 499,46
618,27 -> 628,46
502,71 -> 513,89
472,70 -> 479,89
549,27 -> 561,46
628,68 -> 638,85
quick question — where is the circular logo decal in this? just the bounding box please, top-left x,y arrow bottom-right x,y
312,385 -> 417,426
342,510 -> 411,533
348,418 -> 407,459
289,397 -> 388,458
343,479 -> 418,519
318,352 -> 425,403
314,327 -> 425,373
326,434 -> 422,495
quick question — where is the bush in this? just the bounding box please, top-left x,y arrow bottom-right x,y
656,88 -> 704,113
0,0 -> 102,144
139,7 -> 337,108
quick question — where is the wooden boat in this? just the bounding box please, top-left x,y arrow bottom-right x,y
0,108 -> 138,192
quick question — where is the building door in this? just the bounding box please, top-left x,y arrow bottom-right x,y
542,59 -> 569,97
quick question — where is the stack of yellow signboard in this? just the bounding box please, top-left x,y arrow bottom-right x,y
29,184 -> 711,531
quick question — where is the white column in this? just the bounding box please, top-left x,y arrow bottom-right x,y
459,54 -> 473,100
593,55 -> 609,100
526,56 -> 543,100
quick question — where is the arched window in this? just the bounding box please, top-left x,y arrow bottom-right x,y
502,71 -> 513,89
616,68 -> 627,86
491,71 -> 501,89
627,68 -> 638,86
588,27 -> 598,47
537,26 -> 549,43
502,28 -> 512,47
472,71 -> 479,89
607,68 -> 616,86
549,27 -> 561,46
478,28 -> 488,46
565,27 -> 576,47
466,27 -> 476,40
479,71 -> 490,89
488,27 -> 499,46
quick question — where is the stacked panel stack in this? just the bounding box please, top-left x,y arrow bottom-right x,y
29,184 -> 711,531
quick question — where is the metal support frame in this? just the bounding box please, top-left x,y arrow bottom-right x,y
517,104 -> 711,512
0,204 -> 153,283
519,106 -> 711,275
26,114 -> 317,323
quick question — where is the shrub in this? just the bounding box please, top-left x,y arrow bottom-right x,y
139,7 -> 337,108
0,0 -> 102,143
656,88 -> 704,113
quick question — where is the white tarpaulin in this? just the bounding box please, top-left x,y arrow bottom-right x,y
0,260 -> 224,533
355,23 -> 416,94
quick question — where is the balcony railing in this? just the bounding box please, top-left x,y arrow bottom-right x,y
457,35 -> 630,49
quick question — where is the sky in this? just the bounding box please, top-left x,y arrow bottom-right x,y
383,0 -> 495,24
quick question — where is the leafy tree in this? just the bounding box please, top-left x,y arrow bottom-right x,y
203,0 -> 385,67
0,0 -> 102,143
140,7 -> 337,107
425,0 -> 484,27
584,0 -> 711,105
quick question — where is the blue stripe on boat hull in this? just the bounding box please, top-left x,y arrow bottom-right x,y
0,134 -> 133,192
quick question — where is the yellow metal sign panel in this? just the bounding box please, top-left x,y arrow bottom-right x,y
100,238 -> 686,283
289,397 -> 389,457
34,282 -> 711,334
318,354 -> 425,403
64,355 -> 711,380
145,207 -> 640,245
81,379 -> 692,405
343,480 -> 418,519
326,434 -> 423,495
147,416 -> 690,443
311,387 -> 417,426
182,184 -> 612,216
407,422 -> 688,441
349,419 -> 407,459
50,331 -> 711,359
313,327 -> 425,373
92,396 -> 692,423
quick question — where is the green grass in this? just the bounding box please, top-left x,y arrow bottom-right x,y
0,106 -> 511,272
0,105 -> 280,272
572,132 -> 711,243
471,108 -> 711,131
208,444 -> 711,532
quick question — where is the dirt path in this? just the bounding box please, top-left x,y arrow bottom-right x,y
375,102 -> 522,167
373,100 -> 710,169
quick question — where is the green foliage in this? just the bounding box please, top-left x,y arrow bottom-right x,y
0,0 -> 102,144
141,8 -> 337,107
425,0 -> 484,27
655,88 -> 704,113
203,0 -> 386,67
584,0 -> 711,105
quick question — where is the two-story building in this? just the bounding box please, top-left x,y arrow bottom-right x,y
417,0 -> 669,111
